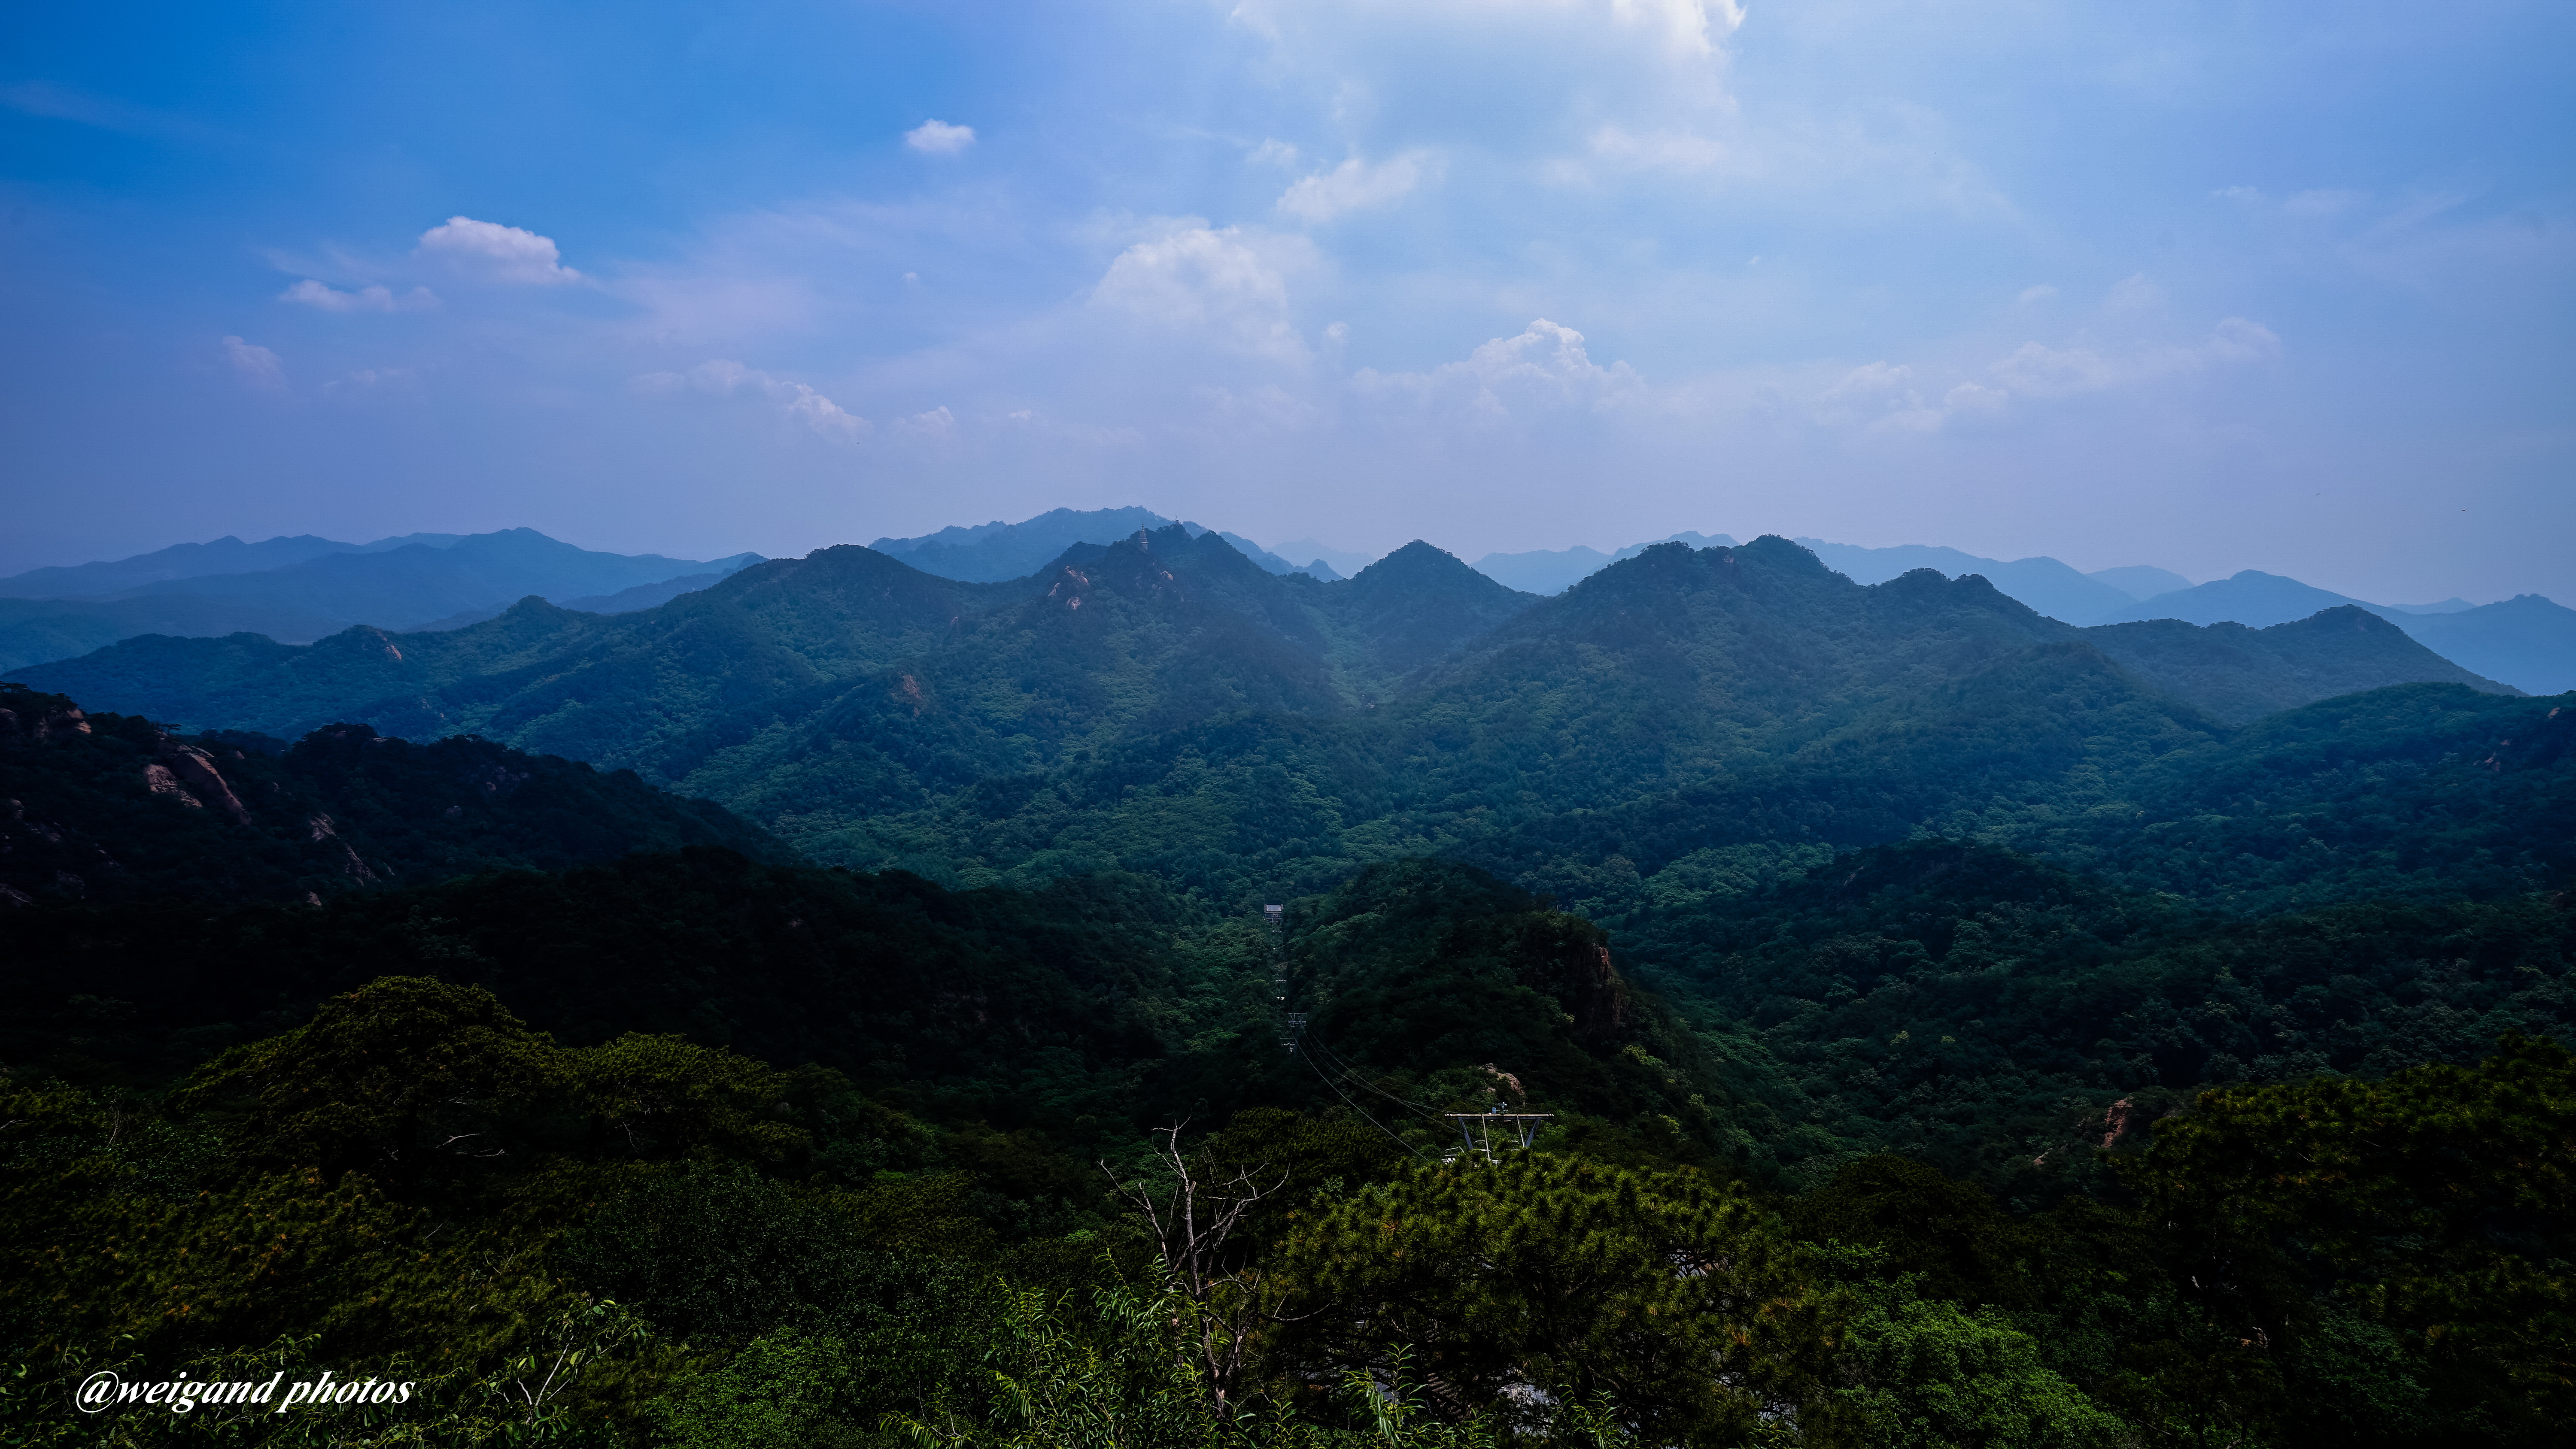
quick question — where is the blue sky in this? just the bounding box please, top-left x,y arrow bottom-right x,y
3,0 -> 2569,603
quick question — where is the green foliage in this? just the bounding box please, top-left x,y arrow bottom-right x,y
171,977 -> 564,1187
1272,1154 -> 1835,1444
24,534 -> 2551,923
8,536 -> 2574,1447
1613,839 -> 2576,1194
1787,1157 -> 2039,1309
1829,1281 -> 2126,1449
2126,1033 -> 2576,1442
0,681 -> 787,906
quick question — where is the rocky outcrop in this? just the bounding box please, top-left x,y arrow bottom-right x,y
132,734 -> 255,824
305,812 -> 380,882
0,697 -> 91,741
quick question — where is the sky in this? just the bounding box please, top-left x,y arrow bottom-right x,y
3,0 -> 2570,603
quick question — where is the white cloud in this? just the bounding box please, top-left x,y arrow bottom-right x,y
414,216 -> 582,285
1233,0 -> 1741,60
1248,139 -> 1302,168
1276,152 -> 1435,222
1814,360 -> 1946,432
279,279 -> 440,312
220,336 -> 286,391
630,358 -> 869,439
897,405 -> 959,439
1091,224 -> 1309,362
2016,284 -> 2059,306
1358,318 -> 1644,420
1584,124 -> 1731,174
904,119 -> 975,155
1991,318 -> 2281,398
2211,185 -> 2265,204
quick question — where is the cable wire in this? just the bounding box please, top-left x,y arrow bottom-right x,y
1295,1041 -> 1435,1164
1305,1032 -> 1451,1123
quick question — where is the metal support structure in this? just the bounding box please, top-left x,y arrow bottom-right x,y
1280,1012 -> 1307,1052
1442,1111 -> 1553,1162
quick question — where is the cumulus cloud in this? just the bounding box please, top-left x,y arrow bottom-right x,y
1814,361 -> 1946,432
630,358 -> 869,439
1810,316 -> 2282,435
1276,152 -> 1435,222
1233,0 -> 1740,60
904,119 -> 975,155
1091,224 -> 1309,362
1991,318 -> 2281,398
414,216 -> 582,284
279,279 -> 440,312
220,336 -> 286,391
897,405 -> 959,439
1358,318 -> 1644,420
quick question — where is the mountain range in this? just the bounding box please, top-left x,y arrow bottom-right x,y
15,510 -> 2567,693
0,529 -> 762,673
1498,534 -> 2574,694
1470,532 -> 1739,594
869,506 -> 1347,583
8,519 -> 2573,1445
11,527 -> 2535,910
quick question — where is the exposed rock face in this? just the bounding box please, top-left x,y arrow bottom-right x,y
132,735 -> 255,824
160,742 -> 252,824
304,812 -> 379,881
1511,916 -> 1634,1047
0,699 -> 91,741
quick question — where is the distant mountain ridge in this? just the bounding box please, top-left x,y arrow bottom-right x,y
0,680 -> 786,906
871,506 -> 1347,583
8,533 -> 2518,905
1473,533 -> 2572,694
2099,570 -> 2576,694
1471,532 -> 1738,595
0,530 -> 762,673
0,531 -> 470,599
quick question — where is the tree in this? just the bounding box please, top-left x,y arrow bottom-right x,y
2125,1032 -> 2576,1443
169,976 -> 561,1191
1270,1153 -> 1838,1445
1107,1122 -> 1300,1417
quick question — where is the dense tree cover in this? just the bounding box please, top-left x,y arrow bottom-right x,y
6,973 -> 2566,1446
1605,840 -> 2576,1199
7,533 -> 2573,1444
15,536 -> 2538,912
0,682 -> 783,905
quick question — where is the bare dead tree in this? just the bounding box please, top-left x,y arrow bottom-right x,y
1104,1121 -> 1307,1418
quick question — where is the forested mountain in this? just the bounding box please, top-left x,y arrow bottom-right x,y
10,533 -> 2524,907
2397,592 -> 2576,694
0,529 -> 760,672
0,682 -> 782,905
1793,539 -> 2140,624
1470,529 -> 1736,594
6,527 -> 2572,1447
2094,570 -> 2576,694
0,530 -> 466,598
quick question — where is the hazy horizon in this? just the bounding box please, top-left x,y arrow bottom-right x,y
5,1 -> 2568,604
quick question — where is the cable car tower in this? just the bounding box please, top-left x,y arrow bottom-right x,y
1444,1106 -> 1552,1162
